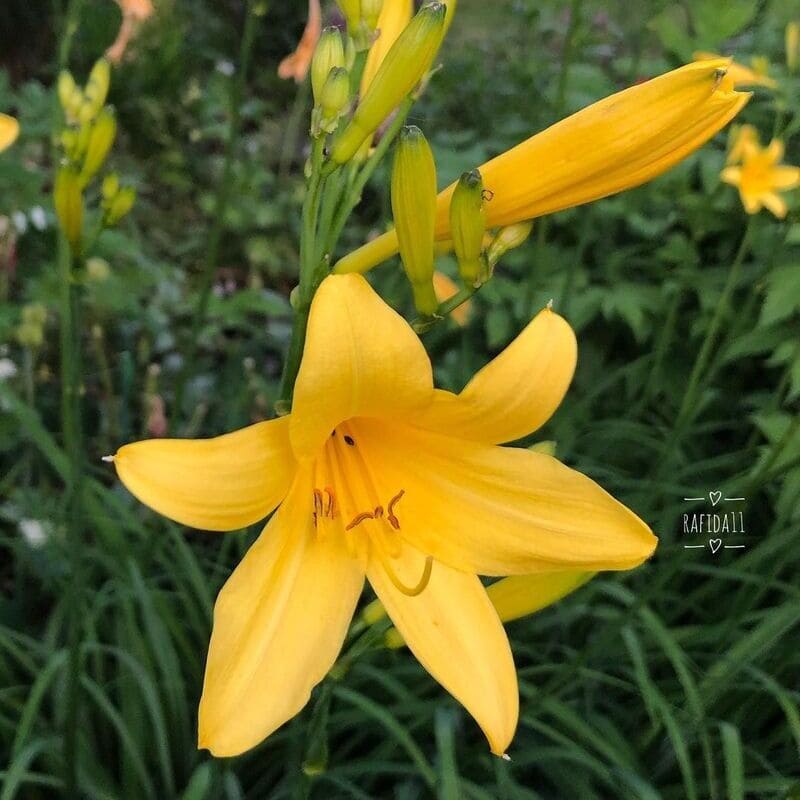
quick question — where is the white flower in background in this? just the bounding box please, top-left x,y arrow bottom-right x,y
216,60 -> 235,76
12,211 -> 27,234
19,519 -> 48,548
0,358 -> 17,380
29,206 -> 47,231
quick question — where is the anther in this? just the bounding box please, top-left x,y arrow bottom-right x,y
387,489 -> 405,529
346,511 -> 375,530
374,506 -> 384,518
324,487 -> 336,517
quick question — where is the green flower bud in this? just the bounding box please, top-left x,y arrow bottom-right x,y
391,126 -> 438,316
318,67 -> 351,132
22,303 -> 47,326
449,169 -> 486,286
311,27 -> 346,107
82,58 -> 111,121
58,71 -> 83,122
486,221 -> 534,267
54,166 -> 84,252
102,173 -> 120,201
330,2 -> 446,165
16,321 -> 44,349
105,185 -> 135,225
80,108 -> 117,185
86,257 -> 111,282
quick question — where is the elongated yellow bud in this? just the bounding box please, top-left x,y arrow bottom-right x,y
335,59 -> 750,274
486,572 -> 596,624
360,0 -> 413,96
102,172 -> 120,201
57,71 -> 83,122
330,2 -> 446,165
450,169 -> 486,286
487,221 -> 533,267
787,21 -> 799,73
391,125 -> 438,315
54,166 -> 84,251
320,67 -> 350,121
311,27 -> 346,107
80,109 -> 117,185
81,59 -> 111,122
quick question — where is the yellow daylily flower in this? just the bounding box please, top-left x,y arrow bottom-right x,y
360,0 -> 414,96
278,0 -> 323,83
0,114 -> 19,152
721,138 -> 800,219
694,51 -> 777,89
727,123 -> 760,164
109,274 -> 657,758
335,60 -> 749,274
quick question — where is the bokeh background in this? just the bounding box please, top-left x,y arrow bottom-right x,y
1,0 -> 800,798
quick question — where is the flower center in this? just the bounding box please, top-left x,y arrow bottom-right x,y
311,420 -> 432,597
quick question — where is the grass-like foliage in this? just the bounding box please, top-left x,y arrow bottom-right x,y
1,0 -> 799,797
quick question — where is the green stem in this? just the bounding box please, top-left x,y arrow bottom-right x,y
58,231 -> 85,798
412,285 -> 478,334
672,220 -> 753,435
278,78 -> 311,181
174,0 -> 259,419
742,412 -> 800,497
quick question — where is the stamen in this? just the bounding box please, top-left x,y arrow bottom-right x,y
324,487 -> 336,517
373,505 -> 384,518
346,511 -> 375,530
387,489 -> 405,530
378,551 -> 434,597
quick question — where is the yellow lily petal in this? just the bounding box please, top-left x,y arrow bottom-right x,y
335,60 -> 749,274
0,114 -> 19,152
770,166 -> 800,189
367,545 -> 517,755
357,419 -> 657,575
360,0 -> 414,96
487,571 -> 595,623
720,166 -> 742,186
290,274 -> 433,458
112,416 -> 296,531
761,191 -> 788,219
413,305 -> 576,444
199,470 -> 364,756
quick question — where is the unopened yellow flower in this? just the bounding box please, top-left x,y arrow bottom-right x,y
721,139 -> 800,218
694,51 -> 777,88
109,274 -> 656,758
278,0 -> 323,83
0,114 -> 19,152
361,0 -> 413,95
727,123 -> 759,164
106,0 -> 154,64
432,270 -> 471,325
335,59 -> 749,274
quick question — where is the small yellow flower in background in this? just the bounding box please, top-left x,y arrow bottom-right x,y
0,114 -> 19,152
278,0 -> 322,83
727,123 -> 759,164
108,274 -> 656,758
694,51 -> 777,88
432,270 -> 471,325
107,0 -> 154,64
335,59 -> 750,274
787,22 -> 800,73
721,138 -> 800,218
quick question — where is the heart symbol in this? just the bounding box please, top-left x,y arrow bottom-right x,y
709,491 -> 722,506
709,538 -> 722,553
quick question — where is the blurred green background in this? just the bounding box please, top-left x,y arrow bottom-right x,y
1,0 -> 800,797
